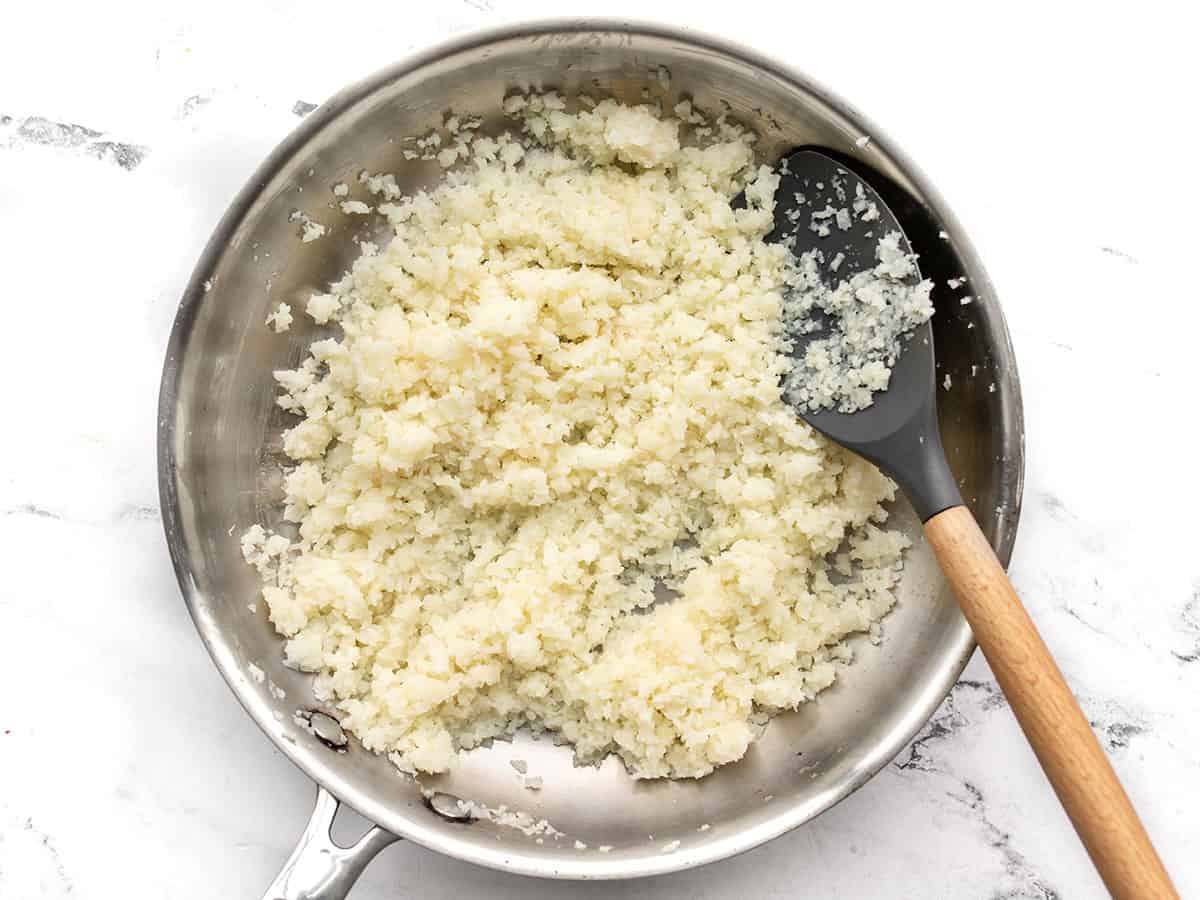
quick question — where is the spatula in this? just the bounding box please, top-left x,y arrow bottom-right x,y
771,150 -> 1177,900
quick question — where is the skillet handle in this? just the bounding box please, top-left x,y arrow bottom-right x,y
924,505 -> 1177,900
261,786 -> 399,900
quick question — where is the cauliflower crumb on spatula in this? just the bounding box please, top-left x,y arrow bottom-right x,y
780,231 -> 934,414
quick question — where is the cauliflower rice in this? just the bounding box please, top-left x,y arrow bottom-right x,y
243,96 -> 911,779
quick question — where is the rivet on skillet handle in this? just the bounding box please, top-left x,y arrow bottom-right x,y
262,786 -> 399,900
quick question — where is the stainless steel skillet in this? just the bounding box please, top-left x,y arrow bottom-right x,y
157,18 -> 1024,897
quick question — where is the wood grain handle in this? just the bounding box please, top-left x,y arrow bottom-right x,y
924,506 -> 1177,900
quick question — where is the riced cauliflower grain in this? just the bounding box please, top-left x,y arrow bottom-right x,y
290,210 -> 328,243
245,96 -> 910,780
266,302 -> 293,333
452,798 -> 563,838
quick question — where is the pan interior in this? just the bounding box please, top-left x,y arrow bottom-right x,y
160,22 -> 1021,880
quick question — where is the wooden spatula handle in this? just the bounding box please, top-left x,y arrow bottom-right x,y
924,505 -> 1177,900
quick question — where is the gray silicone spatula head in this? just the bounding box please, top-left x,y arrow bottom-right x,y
769,150 -> 962,521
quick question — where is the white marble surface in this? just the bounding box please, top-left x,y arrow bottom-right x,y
1,1 -> 1197,897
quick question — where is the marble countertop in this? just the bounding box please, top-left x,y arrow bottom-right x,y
2,1 -> 1197,897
